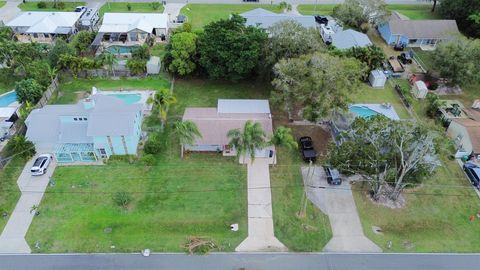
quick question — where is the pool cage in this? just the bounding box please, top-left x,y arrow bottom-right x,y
54,143 -> 98,163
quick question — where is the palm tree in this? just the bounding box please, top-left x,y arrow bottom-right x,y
269,126 -> 298,165
99,51 -> 118,77
173,120 -> 202,159
47,66 -> 58,86
6,135 -> 36,160
227,120 -> 267,163
147,88 -> 177,129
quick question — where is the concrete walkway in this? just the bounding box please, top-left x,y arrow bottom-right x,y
301,166 -> 382,253
0,156 -> 56,254
236,158 -> 286,252
0,1 -> 21,24
164,3 -> 185,22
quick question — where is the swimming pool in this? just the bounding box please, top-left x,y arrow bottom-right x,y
349,105 -> 379,118
105,45 -> 140,54
0,91 -> 18,107
108,93 -> 142,104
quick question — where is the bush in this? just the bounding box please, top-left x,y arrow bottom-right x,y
141,154 -> 156,166
113,192 -> 133,209
127,59 -> 147,75
150,1 -> 161,10
127,3 -> 132,11
144,134 -> 163,154
15,78 -> 44,104
37,1 -> 47,9
131,45 -> 150,60
4,135 -> 36,160
57,1 -> 66,10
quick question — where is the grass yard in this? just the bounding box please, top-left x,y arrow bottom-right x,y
99,2 -> 164,16
180,4 -> 283,30
0,158 -> 25,233
412,48 -> 435,72
0,1 -> 5,9
150,43 -> 167,59
350,83 -> 411,119
297,4 -> 336,15
18,2 -> 85,11
354,157 -> 480,252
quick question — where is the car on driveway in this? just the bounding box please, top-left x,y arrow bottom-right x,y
31,154 -> 53,176
299,136 -> 317,162
325,167 -> 342,185
463,163 -> 480,189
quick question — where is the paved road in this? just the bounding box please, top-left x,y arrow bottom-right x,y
1,253 -> 480,270
236,158 -> 286,252
7,0 -> 430,4
0,156 -> 56,254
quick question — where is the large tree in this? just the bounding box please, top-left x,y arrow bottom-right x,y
197,14 -> 268,81
228,120 -> 267,162
71,31 -> 96,56
271,52 -> 366,121
439,0 -> 480,38
48,38 -> 75,67
166,31 -> 197,76
432,37 -> 480,85
333,0 -> 389,30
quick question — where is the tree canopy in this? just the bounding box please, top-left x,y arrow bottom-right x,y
439,0 -> 480,38
166,31 -> 198,76
15,78 -> 44,104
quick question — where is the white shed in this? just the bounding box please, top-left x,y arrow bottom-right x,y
413,80 -> 428,99
146,56 -> 161,75
369,70 -> 387,88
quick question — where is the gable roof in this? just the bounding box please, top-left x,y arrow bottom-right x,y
99,13 -> 168,33
452,118 -> 480,153
332,29 -> 372,49
6,12 -> 81,34
388,19 -> 459,39
240,8 -> 317,29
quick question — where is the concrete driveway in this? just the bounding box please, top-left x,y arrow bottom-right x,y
0,155 -> 56,254
302,166 -> 382,253
0,1 -> 21,24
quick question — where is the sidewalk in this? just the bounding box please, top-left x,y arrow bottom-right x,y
0,156 -> 56,253
236,158 -> 286,252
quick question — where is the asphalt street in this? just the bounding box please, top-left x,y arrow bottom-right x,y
1,252 -> 480,270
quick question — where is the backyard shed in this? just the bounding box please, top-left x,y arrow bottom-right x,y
368,70 -> 387,88
146,56 -> 161,74
413,80 -> 428,99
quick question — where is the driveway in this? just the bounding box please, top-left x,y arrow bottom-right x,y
236,158 -> 286,252
301,166 -> 382,252
0,1 -> 21,24
164,3 -> 185,22
0,156 -> 56,254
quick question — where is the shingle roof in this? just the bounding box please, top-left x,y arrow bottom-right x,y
332,29 -> 372,49
240,8 -> 317,29
388,19 -> 459,39
99,13 -> 168,34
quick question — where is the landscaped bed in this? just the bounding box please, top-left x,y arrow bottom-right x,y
99,2 -> 164,16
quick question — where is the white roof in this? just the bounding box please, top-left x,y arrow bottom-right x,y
7,12 -> 81,33
0,107 -> 17,118
370,69 -> 386,79
415,80 -> 428,90
99,13 -> 168,34
217,99 -> 271,114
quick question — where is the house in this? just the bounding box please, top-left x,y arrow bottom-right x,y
331,29 -> 372,50
447,118 -> 480,158
25,94 -> 143,162
182,99 -> 274,159
240,8 -> 317,29
95,13 -> 168,46
6,12 -> 82,43
378,12 -> 459,48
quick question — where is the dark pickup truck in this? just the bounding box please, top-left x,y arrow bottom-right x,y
299,136 -> 317,163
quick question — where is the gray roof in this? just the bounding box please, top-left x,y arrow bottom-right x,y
240,8 -> 317,29
87,112 -> 138,136
388,19 -> 459,39
217,99 -> 271,114
332,29 -> 372,50
59,122 -> 92,143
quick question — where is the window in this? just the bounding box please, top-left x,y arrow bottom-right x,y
99,148 -> 107,158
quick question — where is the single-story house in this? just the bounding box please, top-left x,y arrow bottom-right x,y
332,29 -> 372,50
6,12 -> 82,43
25,94 -> 143,162
182,99 -> 274,160
96,13 -> 168,46
447,118 -> 480,158
240,8 -> 317,29
378,12 -> 459,48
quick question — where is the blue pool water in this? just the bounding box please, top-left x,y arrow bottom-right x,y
108,94 -> 142,104
349,105 -> 379,118
106,45 -> 140,54
0,91 -> 17,107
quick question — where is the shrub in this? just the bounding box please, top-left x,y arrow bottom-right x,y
141,154 -> 156,166
15,79 -> 44,104
127,3 -> 132,11
144,134 -> 163,154
113,192 -> 133,209
57,1 -> 66,10
37,1 -> 47,9
127,59 -> 147,75
150,1 -> 161,10
4,135 -> 36,160
131,45 -> 150,60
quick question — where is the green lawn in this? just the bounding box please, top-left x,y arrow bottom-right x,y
0,158 -> 25,233
270,149 -> 332,251
350,83 -> 411,119
298,4 -> 438,20
99,2 -> 164,16
412,48 -> 435,72
0,2 -> 6,9
150,43 -> 167,59
180,4 -> 283,30
18,2 -> 86,11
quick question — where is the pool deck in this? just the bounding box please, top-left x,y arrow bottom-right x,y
95,90 -> 154,115
350,104 -> 400,120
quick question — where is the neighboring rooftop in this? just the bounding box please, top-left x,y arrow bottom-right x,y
240,8 -> 317,29
6,12 -> 82,34
217,99 -> 271,114
99,13 -> 168,33
387,19 -> 459,39
452,118 -> 480,153
332,29 -> 372,50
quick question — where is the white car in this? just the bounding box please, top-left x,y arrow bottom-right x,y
30,154 -> 53,176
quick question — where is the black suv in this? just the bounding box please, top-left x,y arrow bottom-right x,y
325,167 -> 342,185
299,136 -> 317,162
463,163 -> 480,189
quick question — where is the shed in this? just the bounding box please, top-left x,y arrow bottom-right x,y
369,70 -> 387,88
146,56 -> 161,74
413,80 -> 428,99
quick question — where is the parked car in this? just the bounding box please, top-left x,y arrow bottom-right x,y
30,154 -> 53,176
325,167 -> 342,185
299,136 -> 317,162
74,6 -> 87,13
397,52 -> 413,65
394,43 -> 405,51
463,163 -> 480,189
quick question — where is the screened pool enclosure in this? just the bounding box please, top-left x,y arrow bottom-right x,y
54,143 -> 98,163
